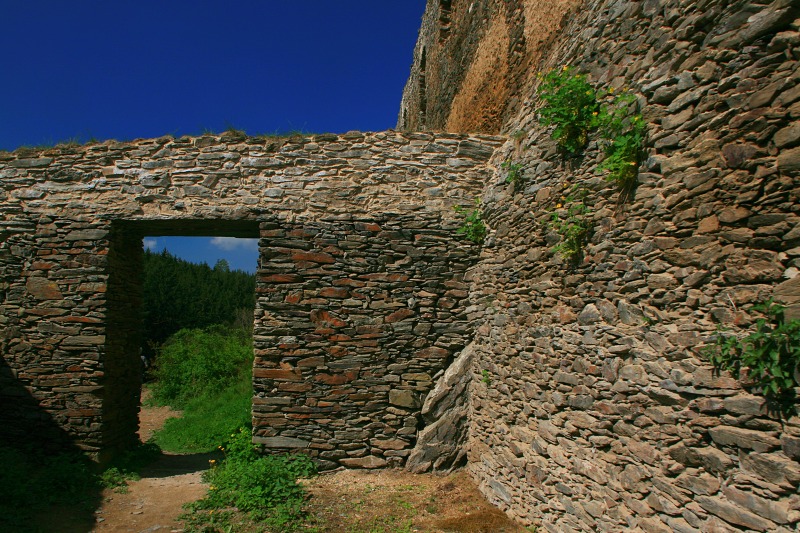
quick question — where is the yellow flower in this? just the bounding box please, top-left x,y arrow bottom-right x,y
556,203 -> 562,208
586,91 -> 592,95
562,65 -> 569,71
609,87 -> 615,93
592,111 -> 598,116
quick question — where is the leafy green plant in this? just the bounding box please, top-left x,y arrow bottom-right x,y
596,89 -> 646,192
481,369 -> 491,386
502,159 -> 525,192
536,67 -> 647,198
182,428 -> 317,532
150,325 -> 254,408
536,66 -> 599,155
454,198 -> 487,244
703,300 -> 800,415
100,467 -> 135,493
549,185 -> 592,263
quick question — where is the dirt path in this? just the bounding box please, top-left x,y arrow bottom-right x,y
92,400 -> 210,533
81,398 -> 525,532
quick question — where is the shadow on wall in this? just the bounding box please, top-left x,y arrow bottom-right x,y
0,357 -> 103,532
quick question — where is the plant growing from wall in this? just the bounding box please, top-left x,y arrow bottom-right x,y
596,89 -> 646,193
702,300 -> 800,416
454,198 -> 487,244
536,66 -> 599,155
501,159 -> 525,192
536,67 -> 647,198
548,184 -> 592,263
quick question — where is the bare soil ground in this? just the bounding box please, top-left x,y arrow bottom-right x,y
51,400 -> 525,532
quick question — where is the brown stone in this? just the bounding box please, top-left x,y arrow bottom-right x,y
263,274 -> 301,283
708,426 -> 781,452
319,287 -> 349,298
386,308 -> 415,323
253,368 -> 302,381
291,251 -> 336,264
25,278 -> 63,300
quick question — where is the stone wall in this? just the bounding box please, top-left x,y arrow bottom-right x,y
0,130 -> 502,459
403,0 -> 800,531
253,215 -> 478,468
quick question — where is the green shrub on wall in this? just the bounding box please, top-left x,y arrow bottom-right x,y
548,184 -> 593,263
703,300 -> 800,416
536,66 -> 599,155
596,89 -> 647,193
536,67 -> 646,192
454,198 -> 487,244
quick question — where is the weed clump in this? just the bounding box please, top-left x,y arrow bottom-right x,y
182,428 -> 317,532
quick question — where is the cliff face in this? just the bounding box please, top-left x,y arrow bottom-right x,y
402,0 -> 800,531
397,0 -> 581,134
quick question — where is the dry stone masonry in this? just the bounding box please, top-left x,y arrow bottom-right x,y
400,0 -> 800,531
4,0 -> 800,531
0,130 -> 502,460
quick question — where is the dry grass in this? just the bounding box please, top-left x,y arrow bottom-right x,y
302,468 -> 527,533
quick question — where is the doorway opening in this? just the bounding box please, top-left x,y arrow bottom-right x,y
105,219 -> 259,454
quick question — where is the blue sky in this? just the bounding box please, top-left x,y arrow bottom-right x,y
2,2 -> 426,272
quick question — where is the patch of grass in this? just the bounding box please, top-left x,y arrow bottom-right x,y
154,378 -> 253,454
181,428 -> 317,532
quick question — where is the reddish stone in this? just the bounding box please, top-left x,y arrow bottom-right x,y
288,229 -> 316,238
310,310 -> 332,323
386,308 -> 415,323
316,370 -> 358,385
358,332 -> 385,339
285,291 -> 303,304
360,273 -> 410,282
278,383 -> 312,392
355,222 -> 381,232
319,287 -> 349,298
333,278 -> 367,287
26,278 -> 62,300
297,356 -> 325,367
55,316 -> 101,323
291,251 -> 336,264
327,346 -> 349,357
262,274 -> 301,283
416,346 -> 449,359
253,368 -> 302,381
328,334 -> 352,342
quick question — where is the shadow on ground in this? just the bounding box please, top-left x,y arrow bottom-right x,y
138,450 -> 222,479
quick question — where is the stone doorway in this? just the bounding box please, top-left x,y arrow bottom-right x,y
104,219 -> 260,457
